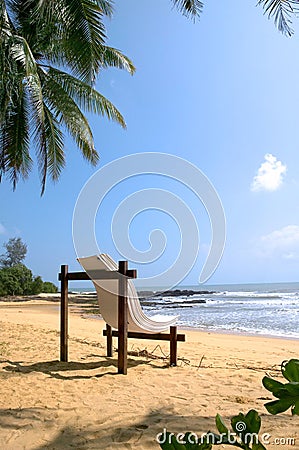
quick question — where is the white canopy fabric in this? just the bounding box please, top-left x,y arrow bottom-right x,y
78,254 -> 178,333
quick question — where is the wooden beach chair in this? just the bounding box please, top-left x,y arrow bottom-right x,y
59,254 -> 185,374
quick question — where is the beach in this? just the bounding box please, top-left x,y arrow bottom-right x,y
0,299 -> 298,449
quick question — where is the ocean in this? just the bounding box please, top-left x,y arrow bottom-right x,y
141,282 -> 299,339
72,282 -> 299,339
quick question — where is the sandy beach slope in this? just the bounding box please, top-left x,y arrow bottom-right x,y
0,300 -> 298,449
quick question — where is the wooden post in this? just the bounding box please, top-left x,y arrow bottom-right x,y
60,264 -> 68,362
118,261 -> 128,374
106,324 -> 113,357
170,326 -> 177,366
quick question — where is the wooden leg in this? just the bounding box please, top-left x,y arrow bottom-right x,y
106,324 -> 113,357
60,265 -> 68,362
170,326 -> 177,366
118,261 -> 128,374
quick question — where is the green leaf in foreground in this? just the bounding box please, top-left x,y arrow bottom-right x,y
215,413 -> 229,434
159,411 -> 266,450
263,359 -> 299,415
281,359 -> 299,382
264,398 -> 296,415
213,411 -> 266,449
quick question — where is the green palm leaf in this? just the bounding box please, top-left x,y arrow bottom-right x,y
43,105 -> 65,183
60,0 -> 108,83
46,67 -> 127,127
40,69 -> 98,164
171,0 -> 203,19
32,102 -> 65,195
29,0 -> 114,83
257,0 -> 299,36
0,0 -> 134,193
97,46 -> 135,75
0,84 -> 32,188
0,30 -> 38,186
28,75 -> 49,193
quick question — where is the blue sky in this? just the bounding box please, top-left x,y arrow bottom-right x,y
2,0 -> 299,287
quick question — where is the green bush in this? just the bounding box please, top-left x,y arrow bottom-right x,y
31,276 -> 44,294
0,265 -> 58,296
42,281 -> 58,293
0,238 -> 58,296
0,264 -> 34,295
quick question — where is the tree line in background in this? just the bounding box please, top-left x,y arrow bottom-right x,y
0,237 -> 57,295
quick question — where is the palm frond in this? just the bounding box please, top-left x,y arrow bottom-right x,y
95,0 -> 114,17
40,69 -> 99,165
8,33 -> 39,76
30,0 -> 114,20
43,104 -> 65,183
257,0 -> 299,36
98,46 -> 135,75
29,0 -> 111,83
0,0 -> 16,34
61,0 -> 108,83
0,84 -> 32,189
1,32 -> 40,119
47,67 -> 126,127
0,1 -> 9,31
31,102 -> 65,194
0,0 -> 134,193
0,30 -> 38,187
27,74 -> 48,193
171,0 -> 203,19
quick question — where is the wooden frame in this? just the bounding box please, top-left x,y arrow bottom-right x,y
58,261 -> 185,374
103,326 -> 185,367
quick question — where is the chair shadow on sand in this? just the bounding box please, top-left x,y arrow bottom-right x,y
2,355 -> 163,380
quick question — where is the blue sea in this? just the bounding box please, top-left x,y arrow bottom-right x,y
73,282 -> 299,339
141,282 -> 299,339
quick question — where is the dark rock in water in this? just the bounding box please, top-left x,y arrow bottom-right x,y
137,289 -> 215,301
153,289 -> 215,297
139,300 -> 161,307
164,304 -> 193,309
138,289 -> 216,308
139,298 -> 207,307
183,299 -> 206,304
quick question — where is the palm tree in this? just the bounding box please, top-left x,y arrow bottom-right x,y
1,0 -> 296,194
0,0 -> 135,194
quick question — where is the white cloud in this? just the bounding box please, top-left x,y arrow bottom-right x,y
257,225 -> 299,259
251,153 -> 287,192
0,223 -> 6,234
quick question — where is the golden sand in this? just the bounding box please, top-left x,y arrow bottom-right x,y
0,300 -> 298,449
